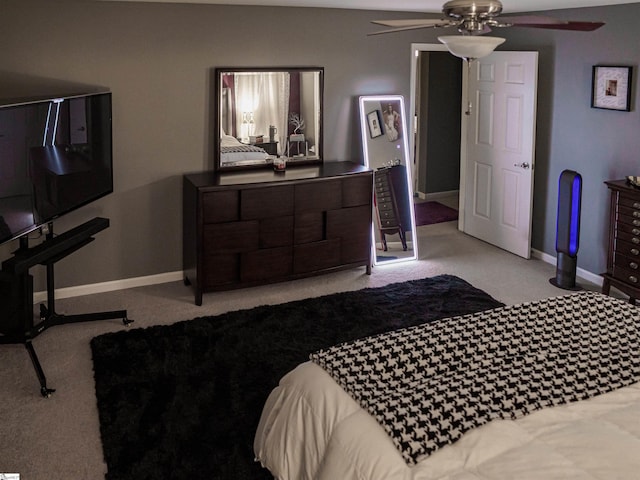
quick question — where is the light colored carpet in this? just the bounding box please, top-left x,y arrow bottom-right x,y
0,220 -> 604,479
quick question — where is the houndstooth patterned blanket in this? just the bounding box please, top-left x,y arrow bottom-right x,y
220,144 -> 266,154
310,292 -> 640,465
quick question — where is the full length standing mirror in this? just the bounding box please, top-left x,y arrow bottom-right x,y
359,95 -> 417,265
214,67 -> 323,171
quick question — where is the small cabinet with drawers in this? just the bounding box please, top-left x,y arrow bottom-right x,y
374,165 -> 412,251
183,162 -> 373,305
602,179 -> 640,304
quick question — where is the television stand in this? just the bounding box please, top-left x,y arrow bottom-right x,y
0,217 -> 132,397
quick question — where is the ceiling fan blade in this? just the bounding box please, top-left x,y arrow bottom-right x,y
369,19 -> 458,36
498,15 -> 569,26
371,18 -> 452,28
515,21 -> 605,32
368,23 -> 454,36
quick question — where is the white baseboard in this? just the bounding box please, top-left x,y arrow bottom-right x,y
31,250 -> 602,303
531,248 -> 603,287
416,189 -> 459,201
33,270 -> 184,303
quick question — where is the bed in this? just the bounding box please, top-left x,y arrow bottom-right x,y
220,133 -> 270,167
254,291 -> 640,479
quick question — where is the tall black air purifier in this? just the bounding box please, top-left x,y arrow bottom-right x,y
550,170 -> 582,290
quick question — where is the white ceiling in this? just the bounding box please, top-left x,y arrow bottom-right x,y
100,0 -> 639,14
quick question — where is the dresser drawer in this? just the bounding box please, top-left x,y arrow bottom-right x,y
617,222 -> 640,241
375,175 -> 389,186
203,254 -> 239,287
615,238 -> 640,258
327,205 -> 371,239
203,221 -> 259,254
241,246 -> 293,282
612,264 -> 640,286
618,209 -> 640,227
342,174 -> 373,207
294,212 -> 324,244
379,218 -> 400,228
619,194 -> 640,211
376,201 -> 394,213
293,239 -> 341,273
613,252 -> 640,272
241,185 -> 294,220
259,216 -> 293,248
295,180 -> 342,212
203,191 -> 239,223
378,209 -> 398,221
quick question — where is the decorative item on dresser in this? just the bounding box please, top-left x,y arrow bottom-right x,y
183,162 -> 373,305
602,179 -> 640,304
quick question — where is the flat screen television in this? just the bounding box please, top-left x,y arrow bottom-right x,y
0,91 -> 113,246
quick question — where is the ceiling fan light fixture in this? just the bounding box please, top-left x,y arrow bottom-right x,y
438,35 -> 505,60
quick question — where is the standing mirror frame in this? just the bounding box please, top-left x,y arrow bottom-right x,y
214,67 -> 324,172
359,95 -> 418,265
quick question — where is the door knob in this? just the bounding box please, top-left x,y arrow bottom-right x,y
514,162 -> 530,169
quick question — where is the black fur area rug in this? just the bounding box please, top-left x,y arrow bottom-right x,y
90,275 -> 503,480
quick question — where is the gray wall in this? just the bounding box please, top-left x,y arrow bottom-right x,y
498,3 -> 640,276
0,1 -> 637,288
0,0 -> 423,289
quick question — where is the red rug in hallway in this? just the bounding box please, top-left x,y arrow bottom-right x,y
414,201 -> 458,226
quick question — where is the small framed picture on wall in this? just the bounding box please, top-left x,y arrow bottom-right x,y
591,65 -> 632,111
367,110 -> 383,138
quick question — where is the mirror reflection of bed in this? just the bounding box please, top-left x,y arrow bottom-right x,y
359,95 -> 417,265
216,67 -> 323,171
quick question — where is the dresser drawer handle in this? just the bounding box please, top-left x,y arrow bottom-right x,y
634,202 -> 640,209
634,219 -> 640,227
634,211 -> 640,218
634,237 -> 640,245
630,275 -> 638,284
632,248 -> 640,256
633,228 -> 640,236
631,262 -> 639,270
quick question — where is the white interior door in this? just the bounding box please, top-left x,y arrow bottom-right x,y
460,51 -> 538,259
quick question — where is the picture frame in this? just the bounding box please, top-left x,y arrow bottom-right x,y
591,65 -> 632,111
367,109 -> 383,138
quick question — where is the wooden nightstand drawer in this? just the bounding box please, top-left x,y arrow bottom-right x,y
612,264 -> 640,285
613,252 -> 640,272
615,238 -> 640,258
619,194 -> 640,210
604,179 -> 640,304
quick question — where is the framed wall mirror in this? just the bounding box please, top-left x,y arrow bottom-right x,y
359,95 -> 417,265
214,67 -> 324,171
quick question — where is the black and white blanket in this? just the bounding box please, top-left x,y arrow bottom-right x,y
310,292 -> 640,465
220,144 -> 267,154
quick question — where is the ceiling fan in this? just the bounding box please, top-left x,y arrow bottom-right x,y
370,0 -> 604,61
370,0 -> 605,36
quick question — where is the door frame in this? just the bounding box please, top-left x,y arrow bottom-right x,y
408,43 -> 449,195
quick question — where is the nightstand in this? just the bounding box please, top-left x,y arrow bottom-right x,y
252,141 -> 278,156
602,179 -> 640,305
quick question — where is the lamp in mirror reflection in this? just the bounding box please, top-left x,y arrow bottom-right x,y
359,95 -> 418,266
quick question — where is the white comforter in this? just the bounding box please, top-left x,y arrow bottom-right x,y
254,360 -> 640,480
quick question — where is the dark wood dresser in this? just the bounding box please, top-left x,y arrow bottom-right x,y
374,165 -> 412,251
602,179 -> 640,304
183,162 -> 373,305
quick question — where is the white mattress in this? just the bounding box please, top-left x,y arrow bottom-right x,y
254,360 -> 640,479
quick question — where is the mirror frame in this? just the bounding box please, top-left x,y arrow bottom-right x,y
359,94 -> 418,265
214,66 -> 324,172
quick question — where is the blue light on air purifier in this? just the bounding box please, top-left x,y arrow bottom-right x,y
569,175 -> 582,256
